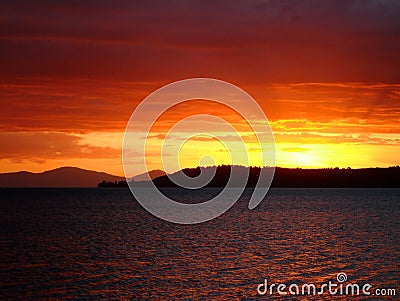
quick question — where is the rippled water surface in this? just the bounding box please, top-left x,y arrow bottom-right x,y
0,188 -> 399,300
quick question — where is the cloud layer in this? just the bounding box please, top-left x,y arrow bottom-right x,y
0,1 -> 399,173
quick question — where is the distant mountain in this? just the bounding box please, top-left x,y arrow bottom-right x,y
130,169 -> 166,182
0,167 -> 124,187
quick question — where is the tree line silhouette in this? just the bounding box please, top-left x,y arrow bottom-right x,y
97,180 -> 128,187
98,165 -> 400,188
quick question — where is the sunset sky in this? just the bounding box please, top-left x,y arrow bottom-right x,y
1,0 -> 399,176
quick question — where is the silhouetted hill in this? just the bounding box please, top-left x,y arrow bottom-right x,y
152,166 -> 400,188
0,167 -> 124,187
129,169 -> 166,182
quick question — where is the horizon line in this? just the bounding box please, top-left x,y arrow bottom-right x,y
1,164 -> 399,177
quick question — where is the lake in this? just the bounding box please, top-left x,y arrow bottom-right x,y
0,188 -> 399,300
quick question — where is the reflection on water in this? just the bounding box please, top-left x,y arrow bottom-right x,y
0,188 -> 399,300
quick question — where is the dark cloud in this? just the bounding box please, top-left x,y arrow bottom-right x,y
0,0 -> 399,82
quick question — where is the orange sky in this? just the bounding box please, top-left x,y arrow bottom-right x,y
0,1 -> 399,176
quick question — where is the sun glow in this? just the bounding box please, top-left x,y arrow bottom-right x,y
291,152 -> 314,167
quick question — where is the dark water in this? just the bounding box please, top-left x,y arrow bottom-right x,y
0,188 -> 399,300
